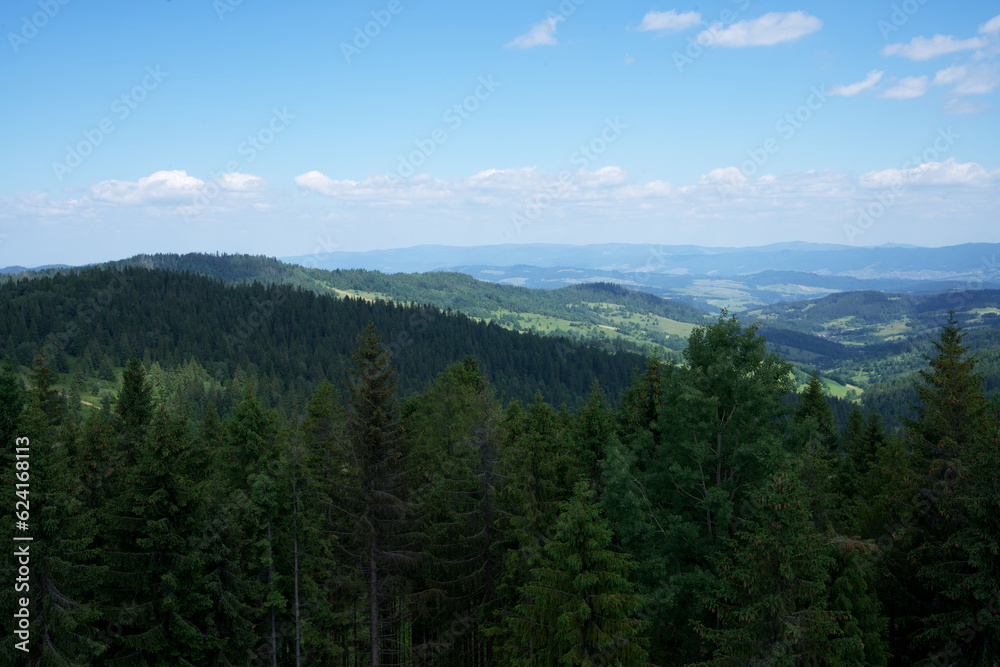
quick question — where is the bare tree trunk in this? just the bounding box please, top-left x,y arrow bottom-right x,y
293,479 -> 302,667
269,519 -> 278,667
370,542 -> 379,667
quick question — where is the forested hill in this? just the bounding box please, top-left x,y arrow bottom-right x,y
0,266 -> 647,412
3,263 -> 1000,664
4,252 -> 714,358
749,288 -> 1000,342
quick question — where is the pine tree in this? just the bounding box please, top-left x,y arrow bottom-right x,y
115,357 -> 153,444
491,395 -> 576,663
0,358 -> 22,448
71,362 -> 86,394
904,314 -> 1000,664
300,381 -> 357,662
789,375 -> 839,531
0,356 -> 104,664
606,311 -> 793,664
223,386 -> 286,665
98,355 -> 117,383
794,374 -> 838,451
338,322 -> 420,667
574,381 -> 614,492
905,312 -> 989,465
697,471 -> 854,665
507,480 -> 651,667
828,543 -> 889,666
404,358 -> 504,667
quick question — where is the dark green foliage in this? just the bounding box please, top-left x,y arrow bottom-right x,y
115,357 -> 153,443
794,375 -> 838,450
405,357 -> 504,666
828,544 -> 889,666
0,266 -> 647,411
507,480 -> 651,667
607,311 -> 794,664
98,355 -> 117,383
339,322 -> 421,666
573,381 -> 615,491
0,356 -> 104,665
902,314 -> 1000,664
697,471 -> 855,665
4,259 -> 999,666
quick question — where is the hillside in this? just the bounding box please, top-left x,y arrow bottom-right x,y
748,289 -> 1000,344
276,242 -> 1000,312
4,253 -> 713,359
8,253 -> 1000,416
0,266 -> 649,412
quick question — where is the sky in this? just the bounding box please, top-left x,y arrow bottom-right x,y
1,0 -> 999,267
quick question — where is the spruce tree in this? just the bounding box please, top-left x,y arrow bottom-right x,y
698,471 -> 854,665
115,357 -> 154,444
339,322 -> 420,667
491,395 -> 575,662
223,386 -> 286,665
794,374 -> 838,451
507,480 -> 651,667
573,381 -> 614,492
904,314 -> 999,664
905,312 -> 989,464
0,356 -> 104,664
606,311 -> 793,664
405,357 -> 504,666
300,381 -> 357,662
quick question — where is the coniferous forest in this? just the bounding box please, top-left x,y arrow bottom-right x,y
1,266 -> 999,666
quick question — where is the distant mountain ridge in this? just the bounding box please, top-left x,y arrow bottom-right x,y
280,242 -> 1000,279
0,264 -> 73,274
5,251 -> 1000,406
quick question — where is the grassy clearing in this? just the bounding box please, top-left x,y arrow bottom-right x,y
797,375 -> 864,399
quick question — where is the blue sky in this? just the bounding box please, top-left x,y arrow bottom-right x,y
1,0 -> 999,266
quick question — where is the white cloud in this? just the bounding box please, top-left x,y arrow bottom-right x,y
696,11 -> 822,48
953,64 -> 1000,95
943,98 -> 990,114
505,16 -> 562,49
295,170 -> 434,202
980,13 -> 1000,35
830,70 -> 884,97
9,163 -> 1000,257
88,170 -> 268,210
635,9 -> 702,34
883,34 -> 988,60
217,173 -> 268,192
860,158 -> 1000,188
90,170 -> 207,205
879,76 -> 929,99
933,65 -> 967,86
